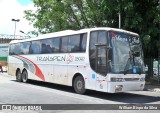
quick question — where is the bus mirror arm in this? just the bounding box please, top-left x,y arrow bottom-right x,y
107,46 -> 112,50
95,43 -> 107,46
106,48 -> 111,74
108,60 -> 112,73
95,44 -> 112,50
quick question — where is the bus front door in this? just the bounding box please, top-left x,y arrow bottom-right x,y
96,46 -> 108,91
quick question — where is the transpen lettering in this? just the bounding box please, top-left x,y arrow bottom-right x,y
37,56 -> 66,61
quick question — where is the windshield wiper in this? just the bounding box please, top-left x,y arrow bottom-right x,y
124,50 -> 143,75
124,58 -> 130,75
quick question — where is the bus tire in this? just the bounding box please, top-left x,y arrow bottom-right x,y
16,70 -> 22,82
73,76 -> 86,94
22,70 -> 28,83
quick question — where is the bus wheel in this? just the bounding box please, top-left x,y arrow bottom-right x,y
22,70 -> 28,83
73,76 -> 86,94
16,70 -> 22,82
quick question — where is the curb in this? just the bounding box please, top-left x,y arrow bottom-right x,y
151,88 -> 160,93
144,85 -> 160,93
144,88 -> 160,93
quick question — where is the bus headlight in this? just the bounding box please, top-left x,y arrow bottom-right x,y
115,85 -> 123,92
111,78 -> 125,82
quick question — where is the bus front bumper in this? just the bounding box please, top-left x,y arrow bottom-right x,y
107,81 -> 145,93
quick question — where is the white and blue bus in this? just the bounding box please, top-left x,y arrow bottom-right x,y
8,27 -> 145,94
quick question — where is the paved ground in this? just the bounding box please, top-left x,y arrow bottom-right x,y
0,72 -> 160,113
1,72 -> 160,93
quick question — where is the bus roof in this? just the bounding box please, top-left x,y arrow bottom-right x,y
10,27 -> 139,44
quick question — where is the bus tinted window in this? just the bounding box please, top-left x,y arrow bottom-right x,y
68,33 -> 87,53
9,45 -> 12,55
98,31 -> 107,44
60,36 -> 68,53
53,38 -> 60,53
21,42 -> 31,54
9,45 -> 14,55
11,43 -> 22,55
41,39 -> 53,54
29,41 -> 41,54
80,33 -> 87,52
68,35 -> 80,52
89,31 -> 97,71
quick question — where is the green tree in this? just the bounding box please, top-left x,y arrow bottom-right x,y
120,0 -> 160,79
25,0 -> 160,79
24,0 -> 120,33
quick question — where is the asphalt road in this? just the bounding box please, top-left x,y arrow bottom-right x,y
0,73 -> 160,113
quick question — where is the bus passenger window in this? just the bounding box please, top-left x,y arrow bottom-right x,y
52,38 -> 60,53
60,37 -> 68,53
30,41 -> 41,54
68,33 -> 87,53
68,35 -> 80,52
11,43 -> 22,55
41,39 -> 53,54
80,33 -> 87,52
22,42 -> 31,54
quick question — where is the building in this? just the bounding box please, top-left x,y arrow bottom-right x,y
0,34 -> 30,72
0,43 -> 9,72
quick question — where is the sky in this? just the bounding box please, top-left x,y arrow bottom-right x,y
0,0 -> 36,37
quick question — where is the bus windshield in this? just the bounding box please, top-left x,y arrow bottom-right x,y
109,31 -> 145,74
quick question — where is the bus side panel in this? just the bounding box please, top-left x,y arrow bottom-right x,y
8,56 -> 23,76
27,69 -> 35,80
53,64 -> 68,85
8,56 -> 35,80
22,55 -> 44,81
67,53 -> 87,86
67,64 -> 87,86
34,54 -> 68,85
37,64 -> 54,83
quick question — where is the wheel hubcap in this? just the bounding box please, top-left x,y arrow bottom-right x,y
77,80 -> 83,90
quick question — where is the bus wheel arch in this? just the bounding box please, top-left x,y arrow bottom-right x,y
22,69 -> 28,83
72,73 -> 86,94
16,68 -> 22,82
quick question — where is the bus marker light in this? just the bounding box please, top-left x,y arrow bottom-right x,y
133,67 -> 137,74
140,84 -> 143,87
92,74 -> 95,79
